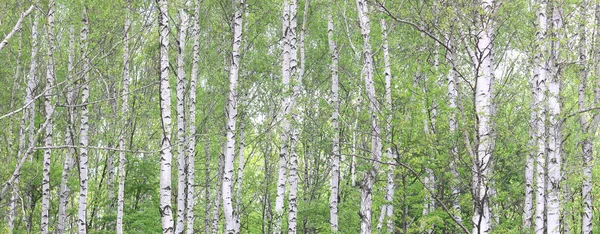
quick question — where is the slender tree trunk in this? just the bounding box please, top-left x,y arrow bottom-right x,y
186,1 -> 201,233
157,0 -> 175,232
212,153 -> 224,234
532,2 -> 548,234
58,25 -> 76,234
78,8 -> 90,234
286,0 -> 301,232
41,1 -> 56,232
472,0 -> 495,233
446,32 -> 462,225
222,0 -> 243,233
546,3 -> 562,233
327,10 -> 340,233
116,2 -> 131,232
175,2 -> 189,233
274,0 -> 295,232
376,17 -> 395,233
582,4 -> 600,233
356,0 -> 381,233
9,9 -> 38,232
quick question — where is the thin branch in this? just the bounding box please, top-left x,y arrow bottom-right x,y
0,5 -> 35,52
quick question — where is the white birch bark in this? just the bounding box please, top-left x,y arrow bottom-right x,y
546,3 -> 562,233
223,0 -> 243,233
274,0 -> 293,232
9,10 -> 38,232
446,33 -> 462,225
0,5 -> 34,52
41,1 -> 56,232
58,25 -> 76,234
376,17 -> 395,233
327,11 -> 340,233
287,0 -> 300,232
116,2 -> 131,232
186,1 -> 200,233
175,2 -> 189,233
532,2 -> 548,233
356,0 -> 382,233
158,0 -> 175,232
472,0 -> 495,233
582,4 -> 600,233
77,8 -> 90,234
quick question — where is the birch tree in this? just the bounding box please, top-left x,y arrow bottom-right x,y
77,8 -> 90,234
222,0 -> 244,232
274,0 -> 297,232
532,1 -> 548,233
58,25 -> 76,234
327,10 -> 340,233
40,0 -> 56,232
157,0 -> 175,232
472,0 -> 495,233
581,3 -> 600,233
376,17 -> 395,233
116,1 -> 131,232
186,0 -> 201,233
546,2 -> 562,233
175,1 -> 189,232
356,0 -> 382,233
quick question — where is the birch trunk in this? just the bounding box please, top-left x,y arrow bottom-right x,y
287,0 -> 300,232
376,17 -> 395,233
356,0 -> 382,233
546,3 -> 562,233
9,10 -> 38,232
116,2 -> 131,232
58,25 -> 76,234
175,2 -> 189,233
77,8 -> 90,234
472,0 -> 495,233
327,11 -> 340,233
531,2 -> 548,233
446,34 -> 462,225
582,4 -> 600,233
274,0 -> 293,232
186,1 -> 201,233
158,0 -> 175,232
212,153 -> 224,234
41,1 -> 56,232
222,0 -> 243,233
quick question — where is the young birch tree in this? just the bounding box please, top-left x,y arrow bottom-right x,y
356,0 -> 382,233
175,1 -> 189,233
186,0 -> 201,233
581,3 -> 600,233
58,25 -> 76,234
533,1 -> 548,233
546,2 -> 562,233
327,10 -> 340,233
472,0 -> 495,233
117,1 -> 131,232
157,0 -> 175,232
41,0 -> 56,232
376,17 -> 395,233
77,8 -> 91,234
223,0 -> 244,233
